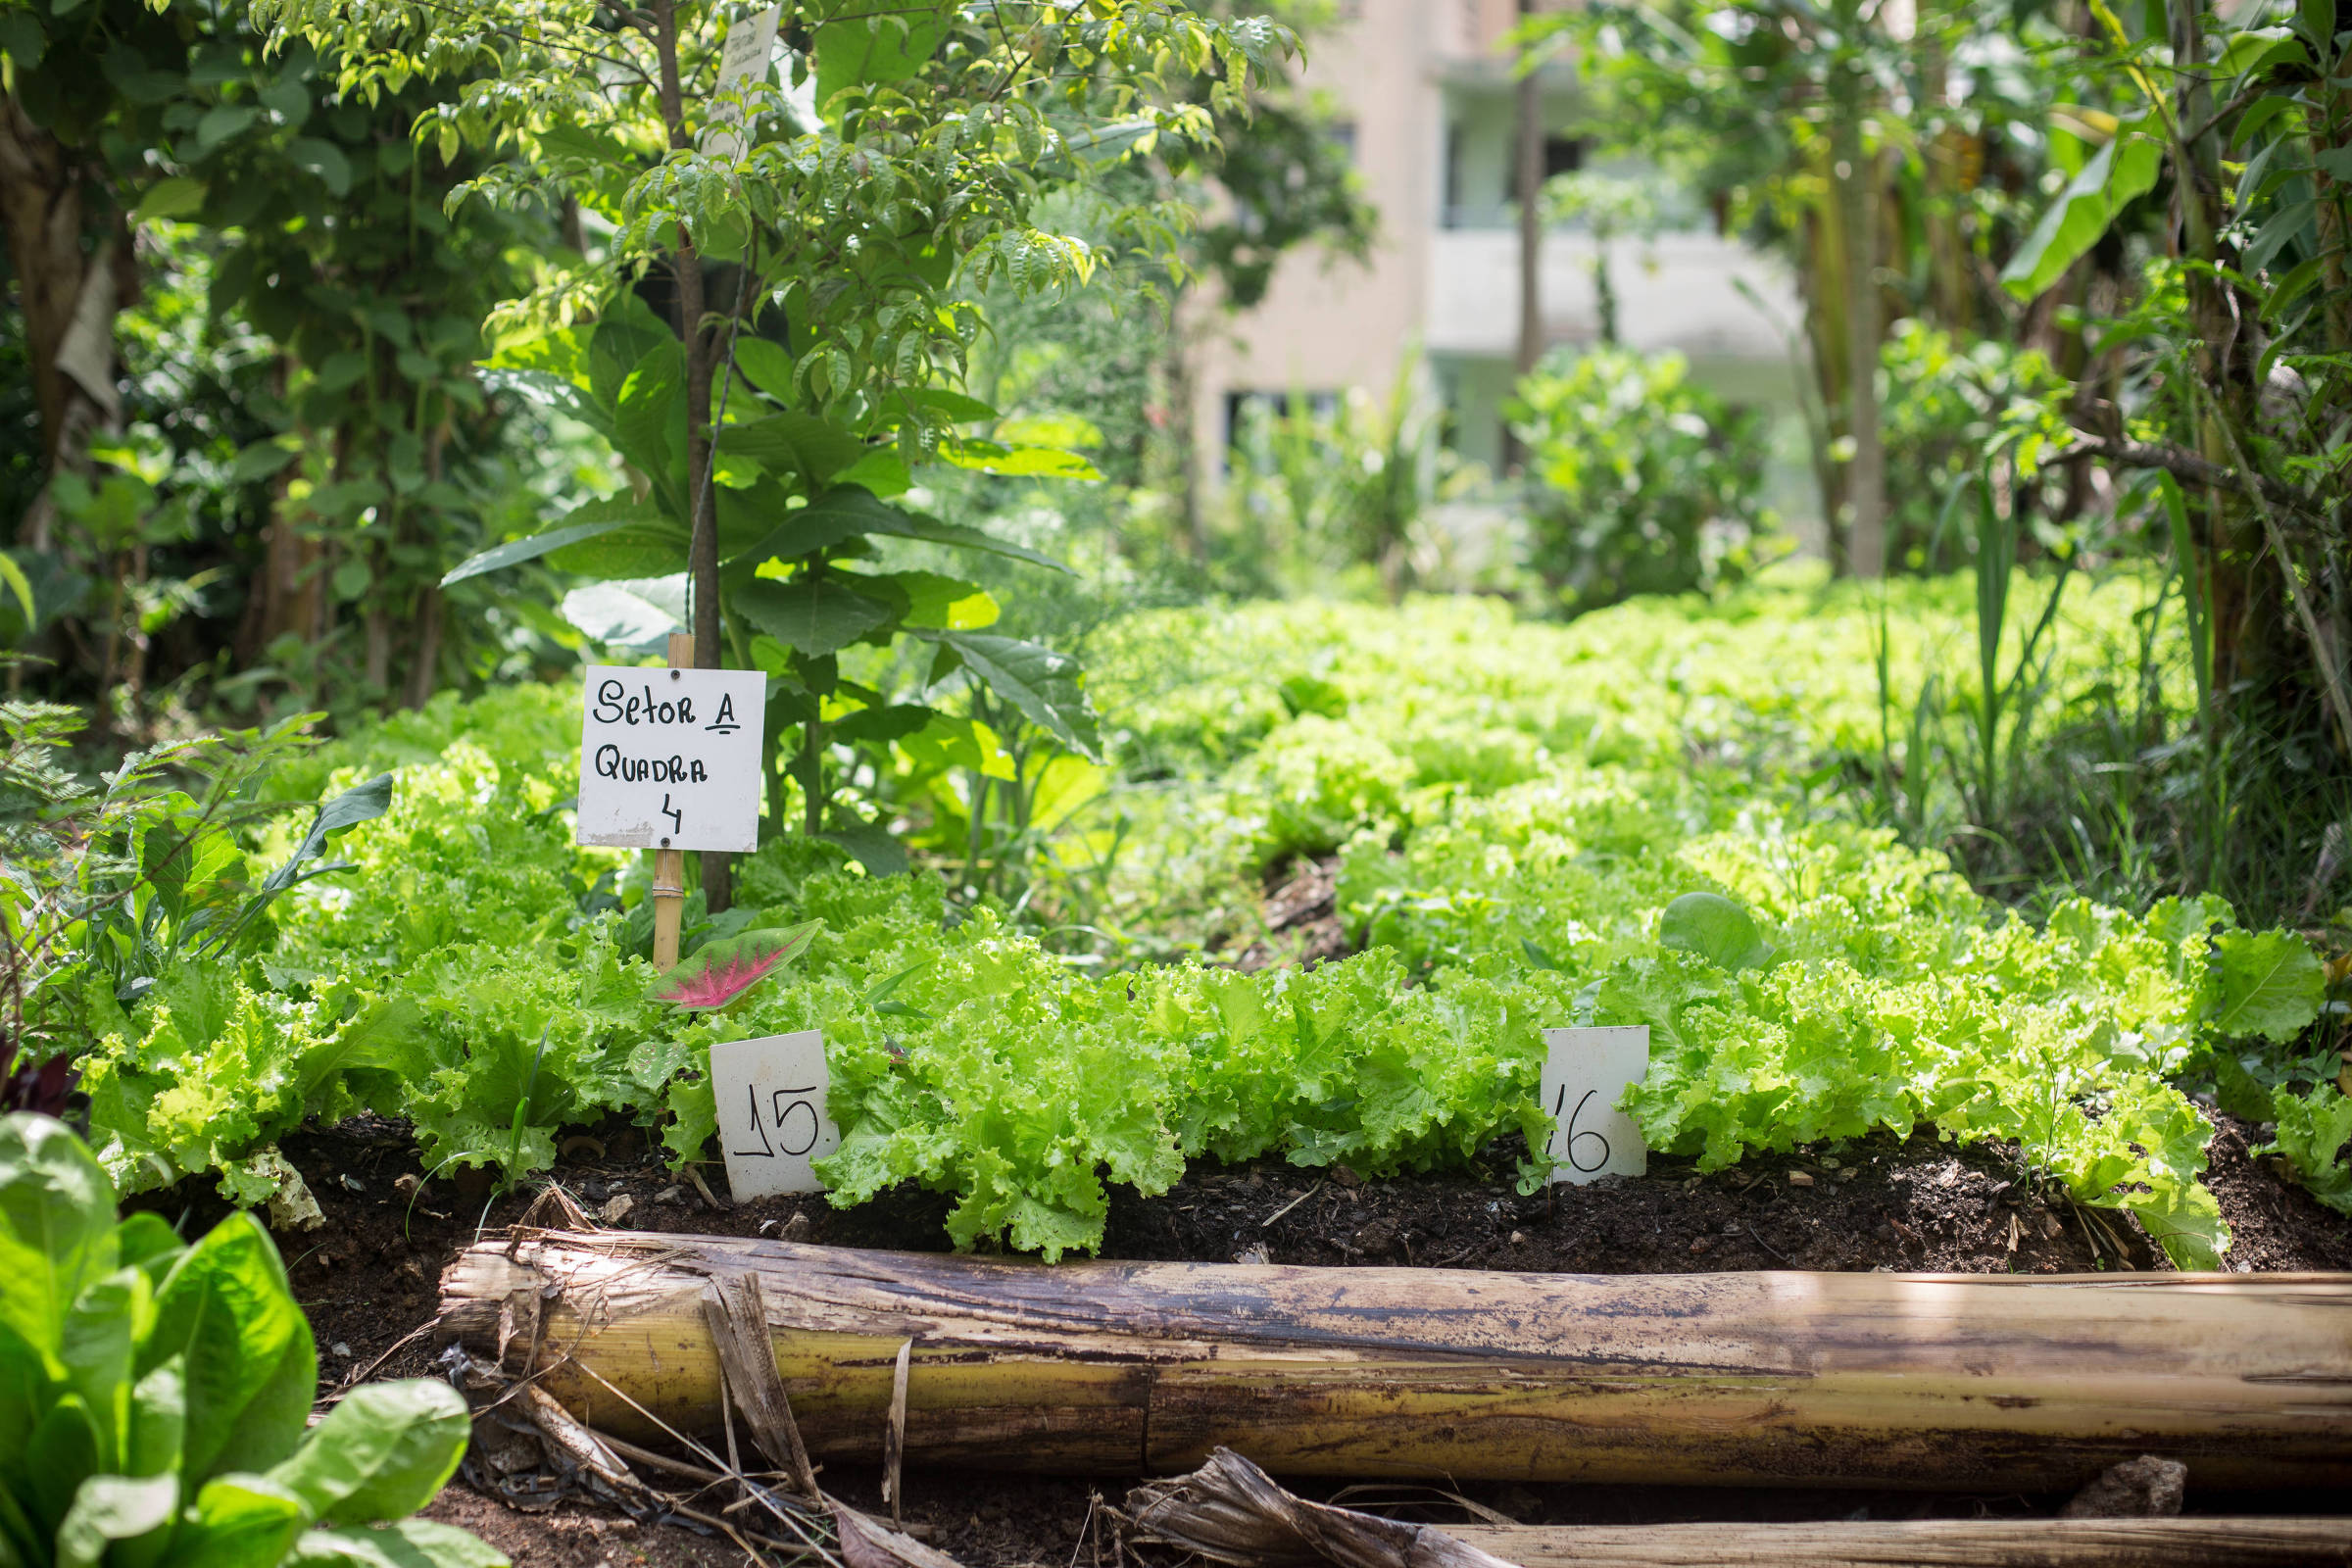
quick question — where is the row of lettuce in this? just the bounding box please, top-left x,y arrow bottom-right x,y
73,571 -> 2346,1266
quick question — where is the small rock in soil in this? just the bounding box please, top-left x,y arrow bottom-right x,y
599,1194 -> 634,1225
2060,1455 -> 2187,1518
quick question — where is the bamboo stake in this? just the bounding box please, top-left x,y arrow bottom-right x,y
437,1233 -> 2352,1493
1122,1446 -> 2352,1568
650,629 -> 692,970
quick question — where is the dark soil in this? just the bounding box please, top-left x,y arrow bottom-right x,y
1227,855 -> 1351,972
125,1096 -> 2352,1568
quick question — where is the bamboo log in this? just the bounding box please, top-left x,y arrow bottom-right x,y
437,1232 -> 2352,1491
1441,1520 -> 2352,1567
1123,1447 -> 2352,1568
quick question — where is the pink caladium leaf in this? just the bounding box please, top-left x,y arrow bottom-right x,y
649,920 -> 823,1010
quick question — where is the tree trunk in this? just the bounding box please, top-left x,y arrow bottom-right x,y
1830,13 -> 1886,578
1801,191 -> 1853,574
0,94 -> 130,550
653,0 -> 731,912
1512,67 -> 1544,394
439,1232 -> 2352,1492
2170,0 -> 2282,704
1916,8 -> 1973,335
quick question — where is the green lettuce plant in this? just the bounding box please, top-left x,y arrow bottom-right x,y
0,1112 -> 497,1568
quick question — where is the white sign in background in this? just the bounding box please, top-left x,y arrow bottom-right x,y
1539,1025 -> 1650,1183
703,5 -> 781,161
575,664 -> 767,853
711,1030 -> 840,1200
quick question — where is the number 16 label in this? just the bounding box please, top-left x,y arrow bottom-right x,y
1540,1026 -> 1649,1183
710,1030 -> 840,1200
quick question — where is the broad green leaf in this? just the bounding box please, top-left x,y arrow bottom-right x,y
438,497 -> 655,587
227,437 -> 299,484
544,519 -> 690,581
2123,1186 -> 2227,1271
729,337 -> 797,403
941,440 -> 1102,480
128,1357 -> 186,1481
2000,125 -> 2162,301
170,1475 -> 310,1568
268,1381 -> 470,1526
995,413 -> 1100,448
2210,928 -> 2324,1042
131,176 -> 208,224
830,703 -> 936,744
260,774 -> 394,897
145,1213 -> 317,1484
612,343 -> 688,515
816,812 -> 909,877
844,569 -> 998,629
877,512 -> 1071,574
736,575 -> 895,657
59,1266 -> 145,1437
717,414 -> 861,490
906,388 -> 996,424
561,577 -> 684,649
1029,755 -> 1106,833
0,1113 -> 120,1366
194,104 -> 259,152
812,1 -> 954,106
0,550 -> 33,633
28,1394 -> 105,1537
54,1472 -> 177,1568
732,483 -> 906,564
288,137 -> 353,196
288,1518 -> 514,1567
830,446 -> 911,498
936,631 -> 1102,760
1657,892 -> 1774,973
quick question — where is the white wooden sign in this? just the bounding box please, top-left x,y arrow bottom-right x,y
1539,1026 -> 1649,1183
576,664 -> 766,852
704,5 -> 781,161
711,1030 -> 839,1200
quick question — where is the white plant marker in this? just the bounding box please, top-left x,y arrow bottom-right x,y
711,1029 -> 839,1200
575,664 -> 766,854
704,5 -> 782,161
1539,1026 -> 1650,1183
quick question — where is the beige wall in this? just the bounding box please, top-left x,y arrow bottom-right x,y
1185,0 -> 1438,484
1190,0 -> 1805,492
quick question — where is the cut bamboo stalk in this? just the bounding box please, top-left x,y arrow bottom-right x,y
438,1232 -> 2352,1492
1121,1445 -> 2352,1568
1438,1520 -> 2352,1567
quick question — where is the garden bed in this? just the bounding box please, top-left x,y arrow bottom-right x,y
127,1108 -> 2352,1568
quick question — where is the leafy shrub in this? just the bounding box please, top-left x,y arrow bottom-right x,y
1505,347 -> 1777,614
0,1112 -> 496,1567
1879,319 -> 2070,571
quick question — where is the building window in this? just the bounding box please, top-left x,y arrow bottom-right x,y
1327,122 -> 1357,165
1508,133 -> 1585,201
1443,122 -> 1464,227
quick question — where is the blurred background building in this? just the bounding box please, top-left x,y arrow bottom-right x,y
1189,0 -> 1809,515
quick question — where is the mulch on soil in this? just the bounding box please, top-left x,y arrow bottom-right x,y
124,1096 -> 2352,1568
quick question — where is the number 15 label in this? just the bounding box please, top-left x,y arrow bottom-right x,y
1540,1026 -> 1649,1183
710,1030 -> 840,1200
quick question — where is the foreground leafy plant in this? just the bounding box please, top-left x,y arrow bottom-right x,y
0,1112 -> 499,1567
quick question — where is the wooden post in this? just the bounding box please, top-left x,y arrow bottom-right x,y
650,630 -> 693,970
